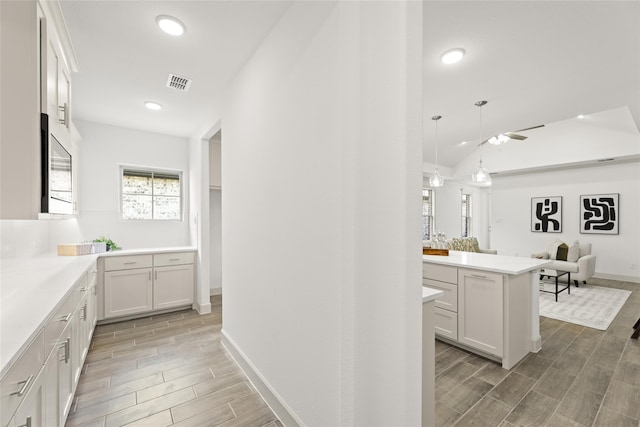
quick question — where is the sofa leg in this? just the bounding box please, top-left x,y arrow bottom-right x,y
574,280 -> 579,287
583,281 -> 587,284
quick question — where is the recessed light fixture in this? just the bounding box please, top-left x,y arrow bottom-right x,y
144,101 -> 162,111
440,48 -> 465,64
156,15 -> 185,36
577,114 -> 585,119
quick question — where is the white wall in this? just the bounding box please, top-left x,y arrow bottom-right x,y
209,189 -> 222,293
222,2 -> 423,426
189,134 -> 211,314
75,120 -> 191,249
491,161 -> 640,282
0,218 -> 83,258
429,182 -> 491,248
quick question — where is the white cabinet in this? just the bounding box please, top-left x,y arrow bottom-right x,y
0,0 -> 78,219
458,269 -> 504,357
153,253 -> 195,311
423,264 -> 458,340
7,369 -> 45,427
1,332 -> 45,427
102,251 -> 195,320
104,268 -> 153,318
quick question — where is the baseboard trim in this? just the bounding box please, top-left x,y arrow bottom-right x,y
194,301 -> 211,314
594,273 -> 640,284
221,329 -> 302,427
210,287 -> 222,296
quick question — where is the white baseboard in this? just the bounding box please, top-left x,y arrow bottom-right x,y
221,329 -> 302,427
210,287 -> 222,296
194,300 -> 211,314
594,273 -> 640,284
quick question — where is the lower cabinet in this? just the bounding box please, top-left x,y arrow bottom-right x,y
7,369 -> 44,427
102,251 -> 195,320
424,264 -> 504,358
458,269 -> 504,357
2,262 -> 96,427
104,268 -> 153,318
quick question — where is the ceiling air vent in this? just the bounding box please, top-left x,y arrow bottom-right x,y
166,74 -> 192,92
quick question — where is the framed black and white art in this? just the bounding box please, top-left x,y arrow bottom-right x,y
531,196 -> 562,233
580,193 -> 619,234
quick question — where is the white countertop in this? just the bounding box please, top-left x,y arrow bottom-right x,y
423,251 -> 551,275
99,246 -> 197,257
1,254 -> 99,378
422,286 -> 443,303
0,246 -> 197,378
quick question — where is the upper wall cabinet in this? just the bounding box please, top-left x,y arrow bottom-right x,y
0,0 -> 79,219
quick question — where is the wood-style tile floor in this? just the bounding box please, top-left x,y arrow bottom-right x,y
435,277 -> 640,427
65,295 -> 282,427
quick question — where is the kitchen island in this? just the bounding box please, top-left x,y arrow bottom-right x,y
423,251 -> 550,369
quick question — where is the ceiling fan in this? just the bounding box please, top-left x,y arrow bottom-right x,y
479,124 -> 545,146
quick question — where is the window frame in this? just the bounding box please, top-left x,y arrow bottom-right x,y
461,192 -> 472,238
422,188 -> 435,241
119,165 -> 184,221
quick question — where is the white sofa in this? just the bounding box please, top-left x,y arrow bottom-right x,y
423,237 -> 497,254
532,240 -> 596,287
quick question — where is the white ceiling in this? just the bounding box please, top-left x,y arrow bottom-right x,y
60,1 -> 640,167
60,0 -> 292,139
423,1 -> 640,168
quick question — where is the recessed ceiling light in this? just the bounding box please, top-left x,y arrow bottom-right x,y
440,48 -> 465,64
144,101 -> 162,110
577,114 -> 585,119
156,15 -> 185,36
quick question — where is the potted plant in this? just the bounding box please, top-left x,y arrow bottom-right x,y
93,236 -> 120,252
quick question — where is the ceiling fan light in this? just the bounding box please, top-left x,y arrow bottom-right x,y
157,15 -> 185,36
440,48 -> 465,64
429,169 -> 444,187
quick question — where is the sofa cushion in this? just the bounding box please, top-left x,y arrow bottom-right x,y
567,241 -> 580,262
547,260 -> 579,273
556,243 -> 569,261
549,240 -> 564,260
470,237 -> 481,253
579,242 -> 592,257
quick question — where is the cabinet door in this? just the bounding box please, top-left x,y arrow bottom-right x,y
104,268 -> 153,318
458,270 -> 504,357
57,330 -> 73,424
8,370 -> 44,427
153,264 -> 194,310
72,295 -> 87,385
44,350 -> 60,427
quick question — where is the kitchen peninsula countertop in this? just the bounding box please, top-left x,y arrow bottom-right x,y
0,246 -> 197,378
423,251 -> 550,275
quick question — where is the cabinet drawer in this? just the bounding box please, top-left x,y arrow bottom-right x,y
1,330 -> 45,426
423,280 -> 457,312
44,294 -> 74,358
154,252 -> 194,267
104,255 -> 152,271
423,263 -> 457,284
434,307 -> 458,341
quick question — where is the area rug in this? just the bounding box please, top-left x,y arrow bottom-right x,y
538,282 -> 631,330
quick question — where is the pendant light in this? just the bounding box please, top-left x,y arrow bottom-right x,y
471,100 -> 492,185
429,115 -> 444,188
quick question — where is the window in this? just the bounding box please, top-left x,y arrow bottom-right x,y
422,188 -> 434,241
121,167 -> 182,220
462,193 -> 472,237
